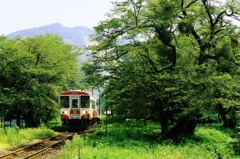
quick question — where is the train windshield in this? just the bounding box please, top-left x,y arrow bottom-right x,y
80,96 -> 90,108
60,96 -> 69,108
72,98 -> 78,108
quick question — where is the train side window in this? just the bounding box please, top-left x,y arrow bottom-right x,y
80,96 -> 90,108
91,100 -> 96,109
72,98 -> 78,108
60,96 -> 69,108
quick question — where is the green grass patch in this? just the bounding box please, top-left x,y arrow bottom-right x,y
45,117 -> 62,128
57,119 -> 240,159
0,126 -> 57,150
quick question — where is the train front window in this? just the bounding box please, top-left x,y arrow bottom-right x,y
72,98 -> 78,108
60,96 -> 69,108
80,96 -> 90,108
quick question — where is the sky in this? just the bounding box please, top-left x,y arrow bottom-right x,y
0,0 -> 116,35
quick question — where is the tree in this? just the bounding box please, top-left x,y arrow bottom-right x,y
0,34 -> 82,127
83,0 -> 240,139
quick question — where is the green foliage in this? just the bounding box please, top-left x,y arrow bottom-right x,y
83,0 -> 240,139
0,127 -> 57,150
194,125 -> 240,158
58,120 -> 239,159
0,34 -> 82,127
178,21 -> 192,35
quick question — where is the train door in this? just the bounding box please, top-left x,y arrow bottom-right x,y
91,99 -> 97,118
70,97 -> 80,119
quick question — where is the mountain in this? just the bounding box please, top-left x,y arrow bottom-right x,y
7,23 -> 94,61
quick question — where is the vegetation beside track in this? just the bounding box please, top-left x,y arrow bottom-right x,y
0,126 -> 57,150
0,117 -> 239,159
58,117 -> 240,159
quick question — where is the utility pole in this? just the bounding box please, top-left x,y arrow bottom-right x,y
105,80 -> 109,135
98,89 -> 101,115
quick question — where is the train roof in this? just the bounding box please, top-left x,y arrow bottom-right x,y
61,90 -> 90,95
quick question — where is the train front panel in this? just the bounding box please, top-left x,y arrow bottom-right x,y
59,90 -> 97,130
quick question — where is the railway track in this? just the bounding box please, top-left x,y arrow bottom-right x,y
0,132 -> 78,159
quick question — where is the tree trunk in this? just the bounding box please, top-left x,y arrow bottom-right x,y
217,102 -> 237,128
23,107 -> 39,127
16,114 -> 21,127
156,99 -> 169,135
166,118 -> 197,140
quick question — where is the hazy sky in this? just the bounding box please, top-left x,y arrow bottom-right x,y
0,0 -> 116,35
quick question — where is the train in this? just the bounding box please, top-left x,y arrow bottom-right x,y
60,90 -> 100,130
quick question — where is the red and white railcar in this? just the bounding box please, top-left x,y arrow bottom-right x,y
60,90 -> 98,130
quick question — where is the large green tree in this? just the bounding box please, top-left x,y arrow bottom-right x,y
83,0 -> 240,139
0,34 -> 82,127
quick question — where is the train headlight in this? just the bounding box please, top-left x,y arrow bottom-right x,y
62,109 -> 68,115
82,110 -> 86,115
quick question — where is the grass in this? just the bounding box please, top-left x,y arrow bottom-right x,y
0,117 -> 239,159
56,117 -> 240,159
0,125 -> 57,150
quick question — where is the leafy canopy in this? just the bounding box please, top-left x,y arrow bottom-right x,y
0,34 -> 82,127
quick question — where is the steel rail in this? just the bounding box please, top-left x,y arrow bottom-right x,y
0,133 -> 71,159
24,133 -> 74,159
